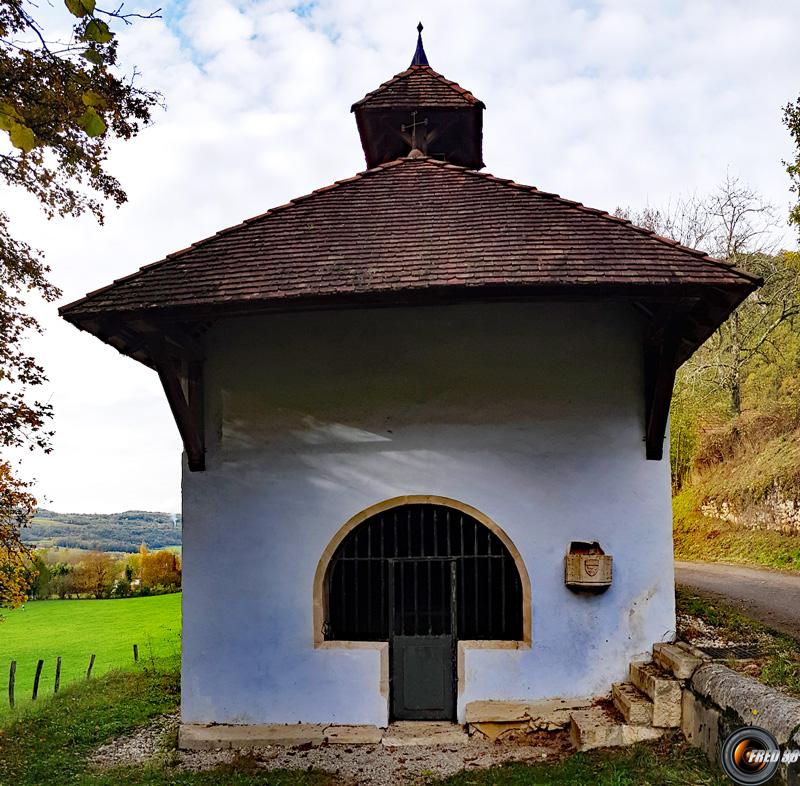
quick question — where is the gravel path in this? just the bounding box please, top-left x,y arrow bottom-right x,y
91,713 -> 180,766
90,714 -> 572,785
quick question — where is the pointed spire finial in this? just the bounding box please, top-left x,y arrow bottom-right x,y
410,21 -> 429,67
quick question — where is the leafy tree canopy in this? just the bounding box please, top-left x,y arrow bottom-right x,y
0,0 -> 159,608
784,95 -> 800,234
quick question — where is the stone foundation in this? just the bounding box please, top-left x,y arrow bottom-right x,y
682,663 -> 800,786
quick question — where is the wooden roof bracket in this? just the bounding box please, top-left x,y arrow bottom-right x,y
643,300 -> 697,460
146,335 -> 206,472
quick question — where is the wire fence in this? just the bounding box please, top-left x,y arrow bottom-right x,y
7,643 -> 142,708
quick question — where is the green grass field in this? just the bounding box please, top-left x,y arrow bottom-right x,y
0,593 -> 181,716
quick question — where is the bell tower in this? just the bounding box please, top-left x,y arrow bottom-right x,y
351,24 -> 485,169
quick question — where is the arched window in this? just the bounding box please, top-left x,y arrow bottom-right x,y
324,502 -> 523,642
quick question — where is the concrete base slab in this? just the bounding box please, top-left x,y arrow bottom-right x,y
381,721 -> 469,747
323,725 -> 384,745
179,723 -> 326,750
180,721 -> 474,750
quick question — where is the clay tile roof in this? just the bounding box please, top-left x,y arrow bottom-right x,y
351,65 -> 484,110
60,156 -> 759,323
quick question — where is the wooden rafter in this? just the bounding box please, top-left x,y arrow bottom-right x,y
146,335 -> 206,472
643,301 -> 696,460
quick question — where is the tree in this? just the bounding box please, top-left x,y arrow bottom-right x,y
619,177 -> 800,490
125,542 -> 147,583
0,0 -> 159,608
27,550 -> 51,598
0,461 -> 36,607
76,550 -> 117,598
784,95 -> 800,234
618,176 -> 795,416
47,560 -> 73,598
140,550 -> 180,589
691,249 -> 800,415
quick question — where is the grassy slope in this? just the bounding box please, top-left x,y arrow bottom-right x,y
673,487 -> 800,572
0,664 -> 726,786
0,594 -> 181,717
437,745 -> 726,786
673,414 -> 800,572
676,587 -> 800,697
697,426 -> 800,505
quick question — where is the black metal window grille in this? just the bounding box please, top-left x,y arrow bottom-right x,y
325,504 -> 523,641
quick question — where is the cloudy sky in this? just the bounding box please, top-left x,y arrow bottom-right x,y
5,0 -> 800,513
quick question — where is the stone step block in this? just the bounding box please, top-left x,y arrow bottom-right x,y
676,640 -> 712,662
629,661 -> 682,727
653,642 -> 703,679
612,682 -> 653,726
569,707 -> 663,752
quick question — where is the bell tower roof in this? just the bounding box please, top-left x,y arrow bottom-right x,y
410,22 -> 429,67
351,24 -> 485,169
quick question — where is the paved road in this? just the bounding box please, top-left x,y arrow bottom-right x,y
675,560 -> 800,640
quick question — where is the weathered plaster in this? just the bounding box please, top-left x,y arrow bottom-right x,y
181,302 -> 675,726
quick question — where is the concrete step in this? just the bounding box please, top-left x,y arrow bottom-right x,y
569,707 -> 663,752
381,721 -> 469,747
629,661 -> 682,728
323,725 -> 383,744
653,642 -> 703,679
612,682 -> 653,726
179,723 -> 326,750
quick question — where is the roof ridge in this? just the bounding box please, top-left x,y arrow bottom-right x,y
350,65 -> 480,110
419,158 -> 762,286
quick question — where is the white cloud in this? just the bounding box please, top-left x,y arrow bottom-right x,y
4,0 -> 800,512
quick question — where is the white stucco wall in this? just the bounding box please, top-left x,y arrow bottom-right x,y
181,302 -> 676,726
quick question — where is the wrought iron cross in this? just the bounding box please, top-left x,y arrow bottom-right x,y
401,111 -> 428,150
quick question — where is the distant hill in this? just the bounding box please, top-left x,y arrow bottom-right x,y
23,509 -> 182,553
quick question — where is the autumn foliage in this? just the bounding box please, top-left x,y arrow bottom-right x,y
140,550 -> 181,590
0,461 -> 37,608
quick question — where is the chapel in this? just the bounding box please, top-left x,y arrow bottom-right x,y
60,26 -> 760,731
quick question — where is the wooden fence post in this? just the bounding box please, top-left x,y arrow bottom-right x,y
86,654 -> 96,679
133,644 -> 138,662
54,656 -> 61,694
8,661 -> 15,709
32,659 -> 44,700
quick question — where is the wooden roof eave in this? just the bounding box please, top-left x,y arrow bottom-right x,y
73,314 -> 206,472
641,281 -> 758,460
